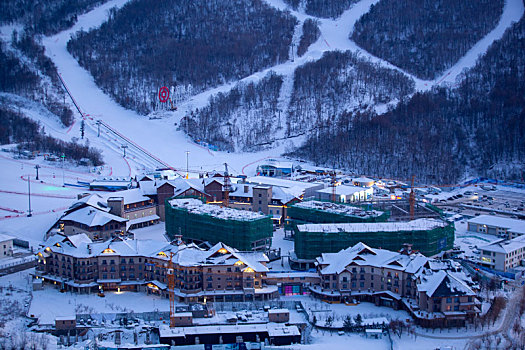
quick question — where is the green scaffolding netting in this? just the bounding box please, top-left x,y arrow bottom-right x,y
165,198 -> 273,251
294,223 -> 454,259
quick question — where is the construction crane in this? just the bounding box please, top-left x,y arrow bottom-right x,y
409,175 -> 416,220
223,163 -> 232,207
331,171 -> 337,203
154,252 -> 176,327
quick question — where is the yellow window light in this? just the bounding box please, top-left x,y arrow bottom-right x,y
234,260 -> 244,266
102,248 -> 116,254
244,267 -> 254,273
218,248 -> 228,254
157,251 -> 167,257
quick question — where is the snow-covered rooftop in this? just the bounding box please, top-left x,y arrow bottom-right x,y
61,207 -> 128,227
168,198 -> 267,221
468,215 -> 525,234
229,183 -> 299,204
479,234 -> 525,254
418,270 -> 475,298
316,242 -> 429,275
246,176 -> 322,191
317,185 -> 368,196
107,188 -> 151,205
0,233 -> 15,242
297,218 -> 447,233
292,200 -> 383,218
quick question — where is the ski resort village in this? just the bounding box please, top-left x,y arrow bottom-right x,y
1,0 -> 525,349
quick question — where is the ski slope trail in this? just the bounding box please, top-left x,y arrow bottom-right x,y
43,0 -> 524,176
42,0 -> 286,176
263,0 -> 524,91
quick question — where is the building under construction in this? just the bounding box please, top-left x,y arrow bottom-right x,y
287,200 -> 389,224
165,198 -> 273,251
293,218 -> 454,260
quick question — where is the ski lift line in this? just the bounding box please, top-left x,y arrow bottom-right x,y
59,71 -> 171,172
96,120 -> 177,172
57,72 -> 86,119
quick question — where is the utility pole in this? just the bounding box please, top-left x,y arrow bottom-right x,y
185,151 -> 190,179
121,145 -> 128,158
27,175 -> 32,217
35,164 -> 40,181
61,154 -> 65,187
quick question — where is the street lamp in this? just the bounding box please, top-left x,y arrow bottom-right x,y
186,151 -> 190,179
121,145 -> 128,158
35,164 -> 40,180
27,175 -> 32,217
61,154 -> 65,187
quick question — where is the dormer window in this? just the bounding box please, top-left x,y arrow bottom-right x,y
102,248 -> 115,254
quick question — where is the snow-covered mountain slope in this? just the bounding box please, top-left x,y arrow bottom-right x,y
3,0 -> 523,179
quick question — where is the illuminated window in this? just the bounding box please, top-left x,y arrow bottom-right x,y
157,251 -> 167,257
218,248 -> 228,254
234,260 -> 244,266
244,267 -> 254,273
102,248 -> 115,254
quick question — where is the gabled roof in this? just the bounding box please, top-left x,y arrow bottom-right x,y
64,234 -> 92,248
0,233 -> 15,242
159,178 -> 207,197
107,188 -> 151,205
205,242 -> 269,272
66,194 -> 110,214
418,270 -> 475,298
61,207 -> 127,227
317,242 -> 428,275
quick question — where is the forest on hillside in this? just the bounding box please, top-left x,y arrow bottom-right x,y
1,36 -> 73,126
182,73 -> 283,152
0,107 -> 103,165
292,14 -> 525,183
286,51 -> 415,137
0,0 -> 106,35
352,0 -> 504,80
297,19 -> 321,57
283,0 -> 359,18
67,0 -> 296,114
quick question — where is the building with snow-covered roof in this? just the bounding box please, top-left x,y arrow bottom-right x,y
479,235 -> 525,271
256,159 -> 294,177
165,198 -> 273,251
246,176 -> 324,199
316,185 -> 373,203
227,183 -> 300,224
89,177 -> 133,191
58,206 -> 128,241
353,177 -> 375,187
293,218 -> 454,260
36,238 -> 278,302
467,215 -> 525,239
157,178 -> 212,220
105,188 -> 159,230
309,242 -> 479,327
0,233 -> 15,258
